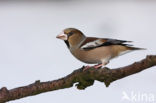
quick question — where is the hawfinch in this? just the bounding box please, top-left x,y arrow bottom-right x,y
56,28 -> 144,69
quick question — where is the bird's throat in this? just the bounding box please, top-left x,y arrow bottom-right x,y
64,40 -> 70,48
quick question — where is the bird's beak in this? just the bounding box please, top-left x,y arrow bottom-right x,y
56,32 -> 67,40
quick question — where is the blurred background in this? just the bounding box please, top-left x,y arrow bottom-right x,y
0,0 -> 156,103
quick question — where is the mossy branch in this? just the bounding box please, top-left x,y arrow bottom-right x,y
0,55 -> 156,103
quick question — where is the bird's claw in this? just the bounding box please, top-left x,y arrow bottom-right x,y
92,63 -> 103,69
83,64 -> 103,71
83,65 -> 91,71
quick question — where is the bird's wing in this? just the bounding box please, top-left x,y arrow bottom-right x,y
80,37 -> 132,50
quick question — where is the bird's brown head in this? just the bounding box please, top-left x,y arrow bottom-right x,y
56,28 -> 85,48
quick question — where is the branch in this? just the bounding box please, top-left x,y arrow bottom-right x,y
0,55 -> 156,103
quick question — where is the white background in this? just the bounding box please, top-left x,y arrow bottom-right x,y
0,0 -> 156,103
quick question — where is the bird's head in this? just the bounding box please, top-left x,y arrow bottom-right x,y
56,28 -> 85,48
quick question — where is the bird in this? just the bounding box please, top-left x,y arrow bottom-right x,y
56,28 -> 145,70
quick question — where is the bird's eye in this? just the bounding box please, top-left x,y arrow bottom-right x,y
68,32 -> 73,37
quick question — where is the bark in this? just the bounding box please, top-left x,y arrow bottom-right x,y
0,55 -> 156,103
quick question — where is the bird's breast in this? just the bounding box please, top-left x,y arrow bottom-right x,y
70,47 -> 112,64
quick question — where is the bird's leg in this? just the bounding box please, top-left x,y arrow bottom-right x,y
83,65 -> 91,71
83,61 -> 109,71
93,61 -> 109,69
93,63 -> 103,69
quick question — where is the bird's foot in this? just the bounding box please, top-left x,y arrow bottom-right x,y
83,65 -> 91,71
83,63 -> 103,71
93,63 -> 103,69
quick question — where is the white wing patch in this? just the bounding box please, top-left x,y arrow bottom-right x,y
81,39 -> 103,49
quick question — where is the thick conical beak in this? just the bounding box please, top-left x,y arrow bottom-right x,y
56,32 -> 67,40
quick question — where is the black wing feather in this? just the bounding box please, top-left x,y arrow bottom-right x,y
83,38 -> 132,50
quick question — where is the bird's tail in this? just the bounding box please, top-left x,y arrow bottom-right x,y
127,46 -> 146,50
